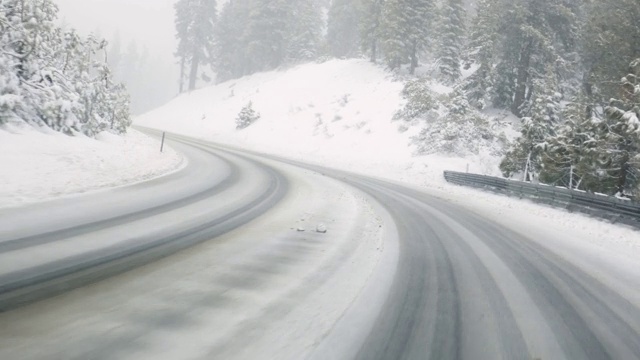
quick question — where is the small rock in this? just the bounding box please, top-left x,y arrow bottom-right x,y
296,226 -> 305,232
316,223 -> 327,233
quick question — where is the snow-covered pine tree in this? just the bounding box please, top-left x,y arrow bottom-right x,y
286,0 -> 323,62
327,0 -> 362,58
379,0 -> 407,70
465,0 -> 578,117
540,96 -> 600,190
236,101 -> 260,129
213,0 -> 250,81
244,0 -> 292,72
599,59 -> 640,196
437,0 -> 466,84
406,0 -> 436,74
359,0 -> 384,63
174,0 -> 217,92
582,0 -> 640,104
379,0 -> 435,74
461,0 -> 499,109
500,66 -> 561,181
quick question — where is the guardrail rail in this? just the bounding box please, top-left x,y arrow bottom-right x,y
443,171 -> 640,229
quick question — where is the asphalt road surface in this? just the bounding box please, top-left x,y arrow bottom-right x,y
0,131 -> 638,360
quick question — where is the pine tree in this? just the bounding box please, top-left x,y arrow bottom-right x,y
327,0 -> 362,58
466,0 -> 578,116
244,0 -> 292,72
213,0 -> 251,81
500,66 -> 561,181
379,0 -> 407,70
406,0 -> 436,74
236,101 -> 260,129
213,0 -> 322,80
540,95 -> 599,189
286,0 -> 323,62
437,0 -> 466,84
174,0 -> 217,92
462,0 -> 499,109
599,59 -> 640,195
379,0 -> 436,74
360,0 -> 384,63
582,0 -> 640,104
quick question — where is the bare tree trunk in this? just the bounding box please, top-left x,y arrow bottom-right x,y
617,155 -> 629,195
179,56 -> 186,93
409,40 -> 418,75
188,51 -> 200,91
523,151 -> 531,182
511,40 -> 533,116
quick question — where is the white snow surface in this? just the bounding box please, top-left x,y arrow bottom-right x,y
0,124 -> 184,209
136,58 -> 639,267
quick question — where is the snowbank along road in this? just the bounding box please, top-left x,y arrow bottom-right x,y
0,131 -> 639,360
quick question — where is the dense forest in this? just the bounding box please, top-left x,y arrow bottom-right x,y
0,0 -> 131,136
173,0 -> 639,196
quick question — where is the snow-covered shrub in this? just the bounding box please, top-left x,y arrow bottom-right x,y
393,79 -> 439,121
411,90 -> 506,156
0,1 -> 130,136
236,101 -> 260,130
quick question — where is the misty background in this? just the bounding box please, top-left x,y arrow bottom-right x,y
55,0 -> 181,114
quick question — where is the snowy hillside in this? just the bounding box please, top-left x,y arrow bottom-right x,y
0,125 -> 184,209
136,59 -> 503,187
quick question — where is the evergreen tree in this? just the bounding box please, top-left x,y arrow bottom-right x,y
213,0 -> 322,80
406,0 -> 436,74
327,0 -> 362,58
500,67 -> 561,181
244,0 -> 291,72
582,0 -> 640,103
462,0 -> 499,109
599,59 -> 640,195
286,0 -> 323,62
466,0 -> 578,116
174,0 -> 217,91
540,96 -> 601,190
236,101 -> 260,129
360,0 -> 384,63
437,0 -> 466,84
213,0 -> 251,81
379,0 -> 436,74
379,0 -> 406,70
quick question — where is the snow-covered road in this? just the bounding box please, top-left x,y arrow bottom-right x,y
1,132 -> 639,360
0,132 -> 392,359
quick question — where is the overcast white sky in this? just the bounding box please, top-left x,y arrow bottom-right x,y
55,0 -> 177,59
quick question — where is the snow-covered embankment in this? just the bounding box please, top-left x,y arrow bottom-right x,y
0,125 -> 184,209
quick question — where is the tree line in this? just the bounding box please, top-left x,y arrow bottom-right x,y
175,0 -> 639,196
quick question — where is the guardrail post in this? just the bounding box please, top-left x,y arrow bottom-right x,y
160,132 -> 166,153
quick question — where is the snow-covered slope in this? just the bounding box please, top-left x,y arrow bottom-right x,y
0,125 -> 184,209
136,59 -> 502,187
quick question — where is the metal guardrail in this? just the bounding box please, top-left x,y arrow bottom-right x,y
443,171 -> 640,228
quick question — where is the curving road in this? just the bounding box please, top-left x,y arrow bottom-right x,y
0,132 -> 639,360
0,136 -> 287,310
